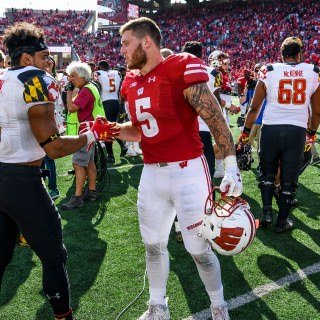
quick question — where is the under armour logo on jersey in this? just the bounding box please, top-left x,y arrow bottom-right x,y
137,87 -> 144,96
46,293 -> 61,300
148,76 -> 156,83
179,160 -> 188,169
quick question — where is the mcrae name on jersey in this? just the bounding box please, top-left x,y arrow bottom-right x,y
121,53 -> 209,163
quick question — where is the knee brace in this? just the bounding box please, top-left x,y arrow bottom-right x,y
277,181 -> 298,220
258,174 -> 276,209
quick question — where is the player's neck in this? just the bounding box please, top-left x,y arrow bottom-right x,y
139,52 -> 163,76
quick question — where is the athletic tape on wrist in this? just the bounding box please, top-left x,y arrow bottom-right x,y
224,155 -> 238,169
84,131 -> 96,145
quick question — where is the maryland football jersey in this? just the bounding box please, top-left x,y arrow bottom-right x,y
94,69 -> 121,101
259,63 -> 319,128
206,66 -> 222,93
0,66 -> 59,162
121,53 -> 209,163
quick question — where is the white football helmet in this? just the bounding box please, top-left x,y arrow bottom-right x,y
208,50 -> 230,68
200,188 -> 258,256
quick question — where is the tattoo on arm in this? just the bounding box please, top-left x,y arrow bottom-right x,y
184,82 -> 235,157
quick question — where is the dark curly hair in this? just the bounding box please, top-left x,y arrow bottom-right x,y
3,22 -> 46,66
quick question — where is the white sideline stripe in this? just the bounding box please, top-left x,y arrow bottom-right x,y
108,163 -> 144,170
182,261 -> 320,320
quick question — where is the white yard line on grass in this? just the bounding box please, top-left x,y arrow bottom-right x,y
182,261 -> 320,320
108,163 -> 144,170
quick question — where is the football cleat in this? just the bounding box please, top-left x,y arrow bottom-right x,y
211,303 -> 230,320
200,188 -> 258,256
138,301 -> 170,320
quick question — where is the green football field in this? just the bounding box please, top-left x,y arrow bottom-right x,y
1,107 -> 320,320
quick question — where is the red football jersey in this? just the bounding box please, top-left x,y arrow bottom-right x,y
121,53 -> 209,163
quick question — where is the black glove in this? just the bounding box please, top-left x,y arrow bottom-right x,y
65,82 -> 75,91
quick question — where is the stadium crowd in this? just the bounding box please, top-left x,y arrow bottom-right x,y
0,0 -> 318,78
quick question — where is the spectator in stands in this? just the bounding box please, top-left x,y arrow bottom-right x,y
62,61 -> 106,210
94,59 -> 128,162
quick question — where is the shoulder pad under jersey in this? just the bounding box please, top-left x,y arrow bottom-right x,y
266,64 -> 274,72
17,68 -> 46,84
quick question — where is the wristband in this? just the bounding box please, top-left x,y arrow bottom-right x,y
307,128 -> 316,136
243,127 -> 251,134
224,155 -> 238,169
84,131 -> 96,145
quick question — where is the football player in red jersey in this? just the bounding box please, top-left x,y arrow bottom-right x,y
118,17 -> 242,320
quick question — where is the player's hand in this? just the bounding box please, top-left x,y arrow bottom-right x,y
220,167 -> 243,197
79,121 -> 94,135
91,116 -> 120,142
238,132 -> 250,145
305,129 -> 316,152
228,104 -> 241,115
220,156 -> 243,197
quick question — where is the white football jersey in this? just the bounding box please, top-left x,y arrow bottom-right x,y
259,62 -> 319,128
95,69 -> 121,101
199,67 -> 223,132
0,66 -> 59,162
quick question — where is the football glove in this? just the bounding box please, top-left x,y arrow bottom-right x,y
305,128 -> 316,152
220,156 -> 243,197
91,116 -> 120,142
238,127 -> 251,145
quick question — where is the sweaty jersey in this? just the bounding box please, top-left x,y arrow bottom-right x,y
259,63 -> 319,128
121,53 -> 208,163
94,69 -> 121,101
0,66 -> 59,163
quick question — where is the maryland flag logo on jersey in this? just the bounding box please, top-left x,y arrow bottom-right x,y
23,75 -> 59,104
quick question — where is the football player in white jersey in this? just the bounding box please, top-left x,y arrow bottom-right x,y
239,36 -> 320,233
95,60 -> 128,162
0,22 -> 118,320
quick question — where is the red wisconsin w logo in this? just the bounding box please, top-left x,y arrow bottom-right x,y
213,227 -> 244,251
179,161 -> 188,169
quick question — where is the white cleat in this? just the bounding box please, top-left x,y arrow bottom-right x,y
211,303 -> 230,320
138,302 -> 170,320
126,147 -> 137,157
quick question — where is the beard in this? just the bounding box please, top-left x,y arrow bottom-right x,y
127,43 -> 147,70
